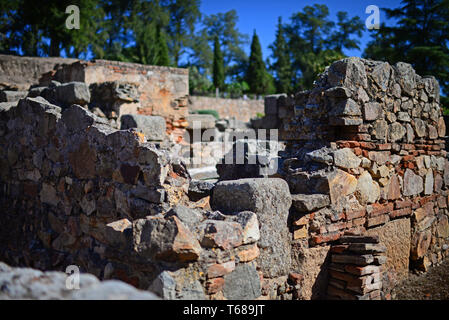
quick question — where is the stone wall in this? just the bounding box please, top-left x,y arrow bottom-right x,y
0,54 -> 78,90
273,57 -> 449,295
0,97 -> 269,299
188,96 -> 264,123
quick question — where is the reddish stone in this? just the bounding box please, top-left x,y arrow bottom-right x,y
288,272 -> 304,285
310,232 -> 342,245
367,214 -> 389,228
346,208 -> 366,220
402,155 -> 415,161
360,142 -> 376,150
351,217 -> 366,227
237,244 -> 260,262
207,261 -> 235,278
353,147 -> 362,156
387,175 -> 401,200
438,196 -> 448,208
327,222 -> 348,233
394,200 -> 413,209
206,277 -> 225,294
368,203 -> 394,217
377,143 -> 391,150
330,245 -> 349,253
390,207 -> 412,219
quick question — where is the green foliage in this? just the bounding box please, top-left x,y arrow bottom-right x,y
225,81 -> 250,98
246,31 -> 273,95
189,65 -> 213,95
194,109 -> 220,120
212,36 -> 225,90
363,0 -> 449,101
256,112 -> 265,118
282,4 -> 364,90
269,17 -> 293,93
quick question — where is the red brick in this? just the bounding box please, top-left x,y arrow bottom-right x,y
376,143 -> 391,150
351,217 -> 366,227
362,150 -> 369,158
367,203 -> 394,217
327,222 -> 348,233
346,209 -> 366,220
353,147 -> 362,156
331,211 -> 346,222
402,144 -> 415,150
402,155 -> 415,162
360,142 -> 376,150
367,214 -> 389,228
310,232 -> 342,245
395,200 -> 413,209
331,245 -> 349,254
390,207 -> 412,219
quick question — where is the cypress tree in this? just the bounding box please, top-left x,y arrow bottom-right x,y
270,17 -> 292,93
212,36 -> 225,90
156,25 -> 171,66
246,30 -> 270,95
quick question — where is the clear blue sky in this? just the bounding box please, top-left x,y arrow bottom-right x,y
200,0 -> 403,59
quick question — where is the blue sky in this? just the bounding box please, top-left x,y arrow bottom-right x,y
200,0 -> 403,59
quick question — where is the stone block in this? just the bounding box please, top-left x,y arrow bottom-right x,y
120,114 -> 166,141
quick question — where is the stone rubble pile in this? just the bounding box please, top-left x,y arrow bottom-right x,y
327,235 -> 386,300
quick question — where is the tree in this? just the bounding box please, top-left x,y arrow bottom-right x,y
363,0 -> 449,105
163,0 -> 201,67
156,25 -> 171,66
269,17 -> 293,93
283,4 -> 363,90
212,36 -> 225,91
246,30 -> 273,95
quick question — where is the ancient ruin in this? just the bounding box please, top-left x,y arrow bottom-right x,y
1,54 -> 448,300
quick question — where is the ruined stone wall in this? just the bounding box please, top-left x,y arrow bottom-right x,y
0,54 -> 78,90
188,96 -> 264,123
273,57 -> 449,297
0,97 -> 268,299
43,59 -> 189,137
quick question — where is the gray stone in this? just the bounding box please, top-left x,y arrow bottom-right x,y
265,94 -> 285,115
120,114 -> 166,141
413,118 -> 427,137
373,120 -> 388,140
40,183 -> 59,206
0,90 -> 27,102
223,263 -> 261,300
188,179 -> 215,201
371,62 -> 392,92
166,205 -> 204,232
363,102 -> 381,121
331,98 -> 361,117
394,62 -> 416,96
177,279 -> 206,300
333,148 -> 361,169
186,114 -> 216,129
403,169 -> 424,196
55,82 -> 91,105
228,211 -> 260,244
0,263 -> 158,300
291,194 -> 330,213
328,57 -> 368,92
62,104 -> 107,133
305,147 -> 333,165
397,112 -> 411,122
424,169 -> 434,195
406,123 -> 415,143
200,219 -> 243,250
388,122 -> 406,142
211,178 -> 292,277
148,271 -> 177,299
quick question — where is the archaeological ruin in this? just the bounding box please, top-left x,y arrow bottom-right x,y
0,54 -> 448,300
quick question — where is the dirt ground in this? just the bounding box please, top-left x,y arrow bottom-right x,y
391,257 -> 449,300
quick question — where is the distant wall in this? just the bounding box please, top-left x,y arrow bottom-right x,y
0,54 -> 78,90
188,96 -> 264,122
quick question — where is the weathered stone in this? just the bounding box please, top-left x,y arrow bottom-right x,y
200,220 -> 243,250
411,230 -> 432,259
387,174 -> 401,200
437,215 -> 449,238
332,98 -> 361,117
413,118 -> 427,137
230,211 -> 260,244
333,148 -> 361,169
394,62 -> 416,96
373,120 -> 388,140
363,102 -> 381,121
0,90 -> 27,102
397,112 -> 411,122
237,244 -> 260,262
55,82 -> 91,106
428,125 -> 438,139
305,147 -> 333,165
406,123 -> 415,143
133,216 -> 202,262
211,178 -> 291,278
166,205 -> 203,233
438,117 -> 446,137
104,218 -> 132,248
40,183 -> 59,206
292,194 -> 330,212
388,122 -> 406,142
222,263 -> 261,300
186,114 -> 216,129
207,261 -> 236,278
148,271 -> 176,299
328,57 -> 368,92
0,262 -> 158,300
120,114 -> 166,141
327,169 -> 358,205
355,171 -> 380,205
424,169 -> 434,195
403,169 -> 424,196
332,254 -> 374,265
